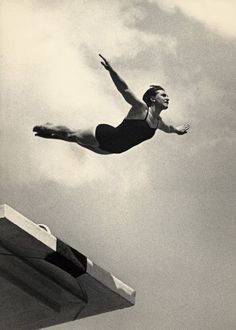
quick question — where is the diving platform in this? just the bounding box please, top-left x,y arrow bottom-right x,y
0,204 -> 135,329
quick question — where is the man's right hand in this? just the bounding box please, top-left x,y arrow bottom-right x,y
99,54 -> 112,71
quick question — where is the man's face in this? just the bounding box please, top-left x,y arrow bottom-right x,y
154,90 -> 169,109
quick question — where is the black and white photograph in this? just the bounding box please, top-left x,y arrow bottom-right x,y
0,1 -> 235,329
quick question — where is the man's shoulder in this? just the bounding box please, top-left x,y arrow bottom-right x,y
126,105 -> 148,119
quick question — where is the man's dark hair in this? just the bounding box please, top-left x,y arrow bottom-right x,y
142,85 -> 164,107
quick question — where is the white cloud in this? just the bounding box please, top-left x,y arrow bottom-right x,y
0,0 -> 160,188
152,0 -> 236,38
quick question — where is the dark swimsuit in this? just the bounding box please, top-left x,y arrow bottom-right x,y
95,109 -> 158,154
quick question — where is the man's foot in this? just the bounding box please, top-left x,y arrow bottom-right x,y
33,123 -> 70,138
33,123 -> 54,135
34,131 -> 61,139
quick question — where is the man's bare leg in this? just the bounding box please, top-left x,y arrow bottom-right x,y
33,123 -> 111,155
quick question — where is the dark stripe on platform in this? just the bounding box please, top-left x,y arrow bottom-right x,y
45,239 -> 87,277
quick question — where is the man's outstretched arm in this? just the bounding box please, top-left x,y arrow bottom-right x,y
99,54 -> 145,108
158,117 -> 190,135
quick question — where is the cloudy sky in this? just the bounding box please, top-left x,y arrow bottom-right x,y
0,0 -> 236,329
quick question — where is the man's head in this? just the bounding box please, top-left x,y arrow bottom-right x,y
143,85 -> 169,109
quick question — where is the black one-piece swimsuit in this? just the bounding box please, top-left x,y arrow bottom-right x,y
95,109 -> 158,154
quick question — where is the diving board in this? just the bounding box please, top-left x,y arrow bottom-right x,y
0,204 -> 135,329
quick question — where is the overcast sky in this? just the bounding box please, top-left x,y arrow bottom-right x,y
1,1 -> 236,329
